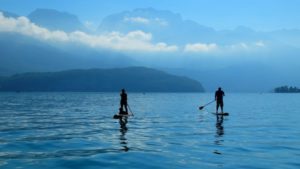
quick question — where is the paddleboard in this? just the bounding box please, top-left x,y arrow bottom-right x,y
113,114 -> 130,119
212,112 -> 229,116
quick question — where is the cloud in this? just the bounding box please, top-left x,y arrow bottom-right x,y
184,41 -> 266,54
69,31 -> 178,52
84,21 -> 97,31
229,42 -> 249,50
154,18 -> 168,26
0,13 -> 178,53
0,13 -> 268,54
0,13 -> 69,41
255,41 -> 265,47
124,16 -> 168,27
124,17 -> 150,24
184,43 -> 218,53
228,41 -> 266,51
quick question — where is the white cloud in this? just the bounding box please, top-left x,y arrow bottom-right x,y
228,41 -> 266,51
0,13 -> 69,41
229,42 -> 249,50
124,16 -> 168,27
0,13 -> 178,53
184,43 -> 218,53
255,41 -> 265,47
154,18 -> 169,26
124,17 -> 150,25
68,31 -> 177,52
84,21 -> 97,31
0,13 -> 268,54
184,41 -> 267,54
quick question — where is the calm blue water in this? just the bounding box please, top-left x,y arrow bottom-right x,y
0,92 -> 299,169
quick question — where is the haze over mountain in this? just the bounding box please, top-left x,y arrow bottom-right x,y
98,8 -> 217,45
98,8 -> 300,48
0,32 -> 136,75
0,7 -> 300,92
0,10 -> 19,18
28,8 -> 86,32
0,67 -> 204,92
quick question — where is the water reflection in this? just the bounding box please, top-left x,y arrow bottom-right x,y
119,117 -> 129,152
216,115 -> 224,137
214,115 -> 225,155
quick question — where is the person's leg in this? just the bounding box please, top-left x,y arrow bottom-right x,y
121,102 -> 126,112
125,103 -> 128,113
120,101 -> 124,111
221,102 -> 224,113
216,102 -> 219,113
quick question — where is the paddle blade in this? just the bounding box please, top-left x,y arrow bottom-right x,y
113,115 -> 120,119
223,113 -> 229,116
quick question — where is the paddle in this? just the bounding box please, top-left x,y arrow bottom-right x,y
127,104 -> 134,116
199,100 -> 215,110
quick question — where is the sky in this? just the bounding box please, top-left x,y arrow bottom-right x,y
0,0 -> 300,31
0,0 -> 300,91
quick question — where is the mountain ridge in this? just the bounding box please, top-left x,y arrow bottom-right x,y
28,8 -> 86,32
0,67 -> 205,92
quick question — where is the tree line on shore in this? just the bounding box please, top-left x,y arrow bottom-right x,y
274,85 -> 300,93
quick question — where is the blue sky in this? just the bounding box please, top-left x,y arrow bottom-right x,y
0,0 -> 299,30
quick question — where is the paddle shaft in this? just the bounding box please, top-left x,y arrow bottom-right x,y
199,100 -> 215,110
127,104 -> 134,116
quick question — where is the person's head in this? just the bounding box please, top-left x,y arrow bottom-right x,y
218,87 -> 222,91
121,89 -> 125,93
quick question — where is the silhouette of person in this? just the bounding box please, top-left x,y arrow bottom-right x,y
215,87 -> 225,113
120,89 -> 128,114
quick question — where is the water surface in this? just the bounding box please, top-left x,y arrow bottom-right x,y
0,93 -> 299,169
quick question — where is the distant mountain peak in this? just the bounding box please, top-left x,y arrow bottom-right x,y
28,8 -> 85,32
98,7 -> 215,44
235,26 -> 255,33
33,8 -> 73,16
102,7 -> 182,24
132,7 -> 182,18
0,9 -> 19,18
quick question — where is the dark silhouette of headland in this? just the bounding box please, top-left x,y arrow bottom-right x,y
0,67 -> 204,92
274,86 -> 300,93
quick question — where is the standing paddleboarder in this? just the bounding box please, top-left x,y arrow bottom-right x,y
215,87 -> 225,113
120,89 -> 128,114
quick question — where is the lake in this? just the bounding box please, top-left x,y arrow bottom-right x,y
0,92 -> 299,169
